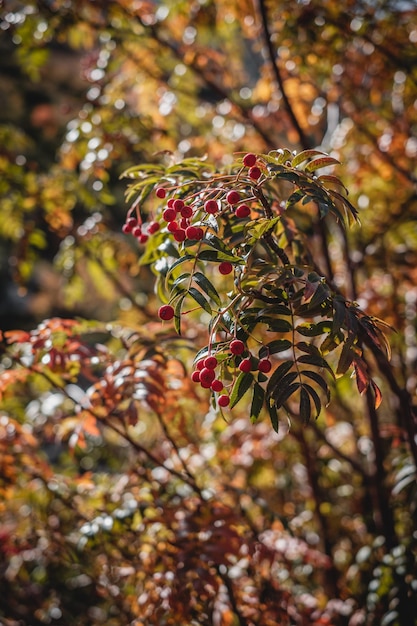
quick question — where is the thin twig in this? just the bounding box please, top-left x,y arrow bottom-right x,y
255,0 -> 312,150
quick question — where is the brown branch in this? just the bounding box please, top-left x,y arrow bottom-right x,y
365,387 -> 398,549
254,0 -> 312,150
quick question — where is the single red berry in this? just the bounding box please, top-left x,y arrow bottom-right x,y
196,359 -> 205,371
155,187 -> 167,199
235,204 -> 251,218
200,367 -> 216,384
186,225 -> 199,240
122,223 -> 131,234
167,198 -> 176,208
158,305 -> 175,321
126,217 -> 138,228
138,233 -> 149,244
148,221 -> 160,234
194,227 -> 204,240
243,152 -> 257,167
191,370 -> 201,383
180,205 -> 193,218
258,358 -> 272,373
230,339 -> 245,355
167,220 -> 179,232
219,261 -> 233,275
239,358 -> 252,373
218,394 -> 230,407
204,355 -> 217,370
226,190 -> 241,205
163,208 -> 176,222
180,218 -> 189,229
173,199 -> 185,211
174,229 -> 186,242
211,379 -> 223,392
132,226 -> 142,237
204,199 -> 219,214
249,166 -> 262,180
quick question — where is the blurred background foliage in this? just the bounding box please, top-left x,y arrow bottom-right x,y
0,1 -> 416,625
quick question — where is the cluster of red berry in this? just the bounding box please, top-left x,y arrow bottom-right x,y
122,152 -> 262,245
188,339 -> 272,409
124,153 -> 268,408
121,216 -> 160,243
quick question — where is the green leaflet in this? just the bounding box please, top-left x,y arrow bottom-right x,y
193,271 -> 221,306
250,382 -> 265,423
230,371 -> 254,408
266,360 -> 294,397
305,156 -> 340,172
188,287 -> 212,314
291,149 -> 327,168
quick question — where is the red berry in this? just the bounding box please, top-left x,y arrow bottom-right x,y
180,205 -> 193,218
196,359 -> 205,371
185,225 -> 199,240
163,208 -> 176,222
204,355 -> 217,370
219,261 -> 233,275
204,199 -> 219,214
191,370 -> 201,383
158,305 -> 174,321
174,229 -> 186,242
126,217 -> 138,228
230,339 -> 245,355
173,199 -> 185,211
218,394 -> 230,407
156,187 -> 166,199
200,367 -> 216,384
167,221 -> 179,232
235,204 -> 251,218
138,233 -> 149,244
180,218 -> 189,229
194,227 -> 204,240
249,166 -> 262,180
132,226 -> 142,237
122,223 -> 131,234
211,379 -> 223,392
258,358 -> 272,373
239,358 -> 252,373
148,221 -> 160,234
226,190 -> 241,205
243,152 -> 257,167
167,198 -> 176,208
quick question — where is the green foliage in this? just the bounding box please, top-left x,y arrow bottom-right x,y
122,149 -> 386,427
